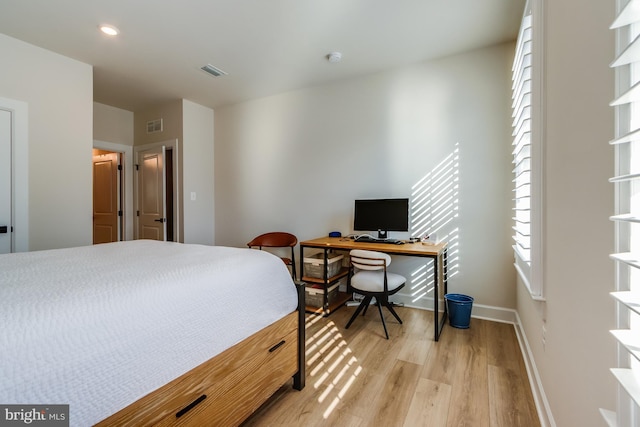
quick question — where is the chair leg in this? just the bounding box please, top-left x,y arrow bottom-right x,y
362,295 -> 373,316
385,302 -> 403,325
346,297 -> 370,329
376,299 -> 389,339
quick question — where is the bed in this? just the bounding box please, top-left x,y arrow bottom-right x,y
0,240 -> 305,426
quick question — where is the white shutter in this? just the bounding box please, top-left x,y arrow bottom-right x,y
608,0 -> 640,424
512,5 -> 532,274
512,0 -> 543,299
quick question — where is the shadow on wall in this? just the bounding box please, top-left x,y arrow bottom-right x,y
408,144 -> 460,304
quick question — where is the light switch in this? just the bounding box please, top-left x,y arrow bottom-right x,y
190,192 -> 196,201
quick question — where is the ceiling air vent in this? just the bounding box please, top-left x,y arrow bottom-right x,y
200,64 -> 228,77
146,118 -> 163,134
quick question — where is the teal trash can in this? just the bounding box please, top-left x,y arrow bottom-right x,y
445,294 -> 474,329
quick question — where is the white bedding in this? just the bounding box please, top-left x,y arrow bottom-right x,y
0,240 -> 298,426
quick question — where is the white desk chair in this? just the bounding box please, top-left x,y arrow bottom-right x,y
345,249 -> 406,339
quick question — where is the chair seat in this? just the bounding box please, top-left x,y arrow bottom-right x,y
351,270 -> 405,293
345,249 -> 406,339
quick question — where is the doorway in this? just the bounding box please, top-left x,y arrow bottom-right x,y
134,140 -> 179,242
0,108 -> 11,253
92,149 -> 123,244
0,97 -> 28,254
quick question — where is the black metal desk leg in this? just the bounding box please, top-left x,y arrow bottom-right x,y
293,282 -> 305,390
434,255 -> 439,341
299,245 -> 304,284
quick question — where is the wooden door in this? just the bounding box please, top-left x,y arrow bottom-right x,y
137,146 -> 166,241
93,151 -> 120,244
0,109 -> 11,254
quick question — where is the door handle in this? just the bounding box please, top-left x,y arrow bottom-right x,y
154,218 -> 166,223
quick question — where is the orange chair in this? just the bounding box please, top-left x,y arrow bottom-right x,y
247,232 -> 298,280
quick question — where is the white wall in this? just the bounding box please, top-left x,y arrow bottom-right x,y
215,43 -> 516,311
182,99 -> 215,245
0,33 -> 93,250
94,102 -> 134,146
516,1 -> 616,426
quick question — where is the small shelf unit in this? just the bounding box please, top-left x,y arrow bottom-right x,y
302,268 -> 351,315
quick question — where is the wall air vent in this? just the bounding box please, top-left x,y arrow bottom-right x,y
146,118 -> 163,134
200,64 -> 228,77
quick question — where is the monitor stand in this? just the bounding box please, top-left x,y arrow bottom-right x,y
377,230 -> 388,239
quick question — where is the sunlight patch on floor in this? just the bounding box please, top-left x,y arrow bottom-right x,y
305,317 -> 363,419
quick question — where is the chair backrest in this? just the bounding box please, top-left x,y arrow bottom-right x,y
247,232 -> 297,248
349,249 -> 392,271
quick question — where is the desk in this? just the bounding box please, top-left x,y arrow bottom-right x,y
299,236 -> 448,341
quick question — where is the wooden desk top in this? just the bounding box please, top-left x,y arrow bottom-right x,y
300,236 -> 447,257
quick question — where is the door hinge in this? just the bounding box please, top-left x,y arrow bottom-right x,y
137,210 -> 140,217
118,210 -> 123,217
135,164 -> 139,171
118,164 -> 122,171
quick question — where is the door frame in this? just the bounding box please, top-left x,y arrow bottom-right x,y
93,140 -> 134,241
134,139 -> 181,242
0,97 -> 28,253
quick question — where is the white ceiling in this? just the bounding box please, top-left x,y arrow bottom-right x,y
0,0 -> 525,111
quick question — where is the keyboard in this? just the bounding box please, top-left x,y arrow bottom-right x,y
354,236 -> 403,244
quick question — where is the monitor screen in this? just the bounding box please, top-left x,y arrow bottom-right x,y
353,198 -> 409,238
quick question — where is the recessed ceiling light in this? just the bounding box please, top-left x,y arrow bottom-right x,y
99,25 -> 119,36
327,52 -> 342,63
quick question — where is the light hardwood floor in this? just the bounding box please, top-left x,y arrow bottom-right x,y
243,306 -> 540,427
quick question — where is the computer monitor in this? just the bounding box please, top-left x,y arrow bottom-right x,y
353,198 -> 409,239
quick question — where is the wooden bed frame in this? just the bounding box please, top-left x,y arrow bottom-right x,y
96,284 -> 305,427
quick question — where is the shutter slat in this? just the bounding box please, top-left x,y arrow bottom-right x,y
611,369 -> 640,408
611,290 -> 640,313
609,172 -> 640,182
610,253 -> 640,270
611,0 -> 640,29
513,244 -> 531,264
611,330 -> 640,362
610,213 -> 640,223
610,127 -> 640,145
611,33 -> 640,67
611,80 -> 640,106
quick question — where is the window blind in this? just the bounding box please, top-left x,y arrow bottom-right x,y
512,0 -> 543,298
608,0 -> 640,424
512,6 -> 532,271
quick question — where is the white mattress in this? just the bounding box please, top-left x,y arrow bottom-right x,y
0,240 -> 298,426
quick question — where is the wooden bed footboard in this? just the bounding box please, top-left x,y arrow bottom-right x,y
96,284 -> 306,427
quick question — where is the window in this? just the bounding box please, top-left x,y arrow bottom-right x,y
512,0 -> 544,299
608,0 -> 640,425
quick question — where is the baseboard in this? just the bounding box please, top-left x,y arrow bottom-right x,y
393,295 -> 517,324
513,311 -> 556,427
468,302 -> 518,324
392,295 -> 555,426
